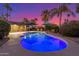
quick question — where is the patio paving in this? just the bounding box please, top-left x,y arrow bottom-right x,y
0,32 -> 79,56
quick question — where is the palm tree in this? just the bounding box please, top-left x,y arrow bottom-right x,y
29,18 -> 37,31
34,18 -> 38,21
76,3 -> 79,13
50,4 -> 75,27
23,18 -> 29,24
64,13 -> 73,24
23,18 -> 29,31
41,9 -> 50,25
3,3 -> 12,21
1,4 -> 4,18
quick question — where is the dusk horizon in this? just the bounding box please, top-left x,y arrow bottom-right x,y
0,3 -> 79,26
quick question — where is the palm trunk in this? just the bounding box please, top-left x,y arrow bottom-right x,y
59,13 -> 62,28
59,4 -> 62,28
2,7 -> 4,18
7,9 -> 8,21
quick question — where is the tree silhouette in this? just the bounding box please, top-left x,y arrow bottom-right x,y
41,9 -> 50,25
50,4 -> 75,27
3,3 -> 12,21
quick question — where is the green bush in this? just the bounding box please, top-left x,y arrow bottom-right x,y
45,23 -> 53,31
59,20 -> 79,37
45,23 -> 59,33
0,20 -> 11,39
54,25 -> 59,33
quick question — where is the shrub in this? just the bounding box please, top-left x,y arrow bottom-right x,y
45,23 -> 53,31
0,20 -> 11,39
59,20 -> 79,37
45,23 -> 59,33
54,25 -> 59,33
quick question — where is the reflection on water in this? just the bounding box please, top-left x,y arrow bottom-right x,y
21,32 -> 67,52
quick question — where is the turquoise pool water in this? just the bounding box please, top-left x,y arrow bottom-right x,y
20,32 -> 67,52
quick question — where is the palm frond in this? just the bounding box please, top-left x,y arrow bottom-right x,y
50,8 -> 58,18
41,9 -> 49,16
4,3 -> 12,11
68,10 -> 76,17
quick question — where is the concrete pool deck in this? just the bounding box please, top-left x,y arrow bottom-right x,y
0,32 -> 79,56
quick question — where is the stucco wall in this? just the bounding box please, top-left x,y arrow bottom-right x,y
10,24 -> 26,32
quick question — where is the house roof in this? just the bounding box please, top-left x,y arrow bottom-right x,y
8,21 -> 25,25
8,21 -> 37,25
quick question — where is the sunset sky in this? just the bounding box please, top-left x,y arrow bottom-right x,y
0,3 -> 79,26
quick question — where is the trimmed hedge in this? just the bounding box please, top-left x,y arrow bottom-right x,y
0,20 -> 11,39
59,20 -> 79,37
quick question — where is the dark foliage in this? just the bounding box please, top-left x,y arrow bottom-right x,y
45,23 -> 59,33
60,20 -> 79,37
0,20 -> 11,39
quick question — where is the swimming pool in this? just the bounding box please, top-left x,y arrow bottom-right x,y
20,32 -> 68,52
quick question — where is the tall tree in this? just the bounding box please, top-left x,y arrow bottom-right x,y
3,3 -> 12,21
64,14 -> 70,24
41,9 -> 50,25
23,18 -> 30,31
30,18 -> 37,31
50,4 -> 75,27
76,3 -> 79,13
30,18 -> 37,27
